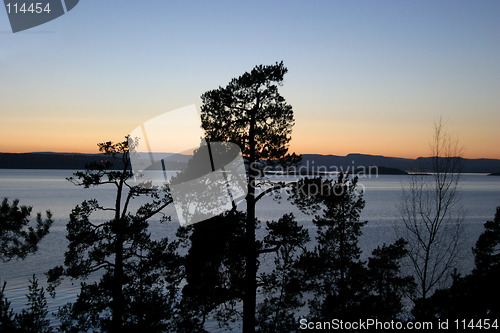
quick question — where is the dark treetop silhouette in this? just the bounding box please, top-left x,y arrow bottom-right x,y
200,61 -> 299,332
47,138 -> 182,332
0,199 -> 53,332
0,198 -> 53,262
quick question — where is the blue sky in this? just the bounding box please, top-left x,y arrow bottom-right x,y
1,0 -> 499,158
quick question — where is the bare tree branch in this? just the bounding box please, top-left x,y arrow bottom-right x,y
397,118 -> 465,299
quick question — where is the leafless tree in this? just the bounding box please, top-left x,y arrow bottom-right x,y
398,118 -> 465,299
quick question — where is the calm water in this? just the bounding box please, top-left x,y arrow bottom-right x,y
1,169 -> 499,327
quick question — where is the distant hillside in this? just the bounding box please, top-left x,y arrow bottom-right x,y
0,153 -> 186,170
300,153 -> 500,174
0,153 -> 114,170
1,152 -> 500,174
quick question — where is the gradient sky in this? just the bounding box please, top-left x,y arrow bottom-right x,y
1,0 -> 499,159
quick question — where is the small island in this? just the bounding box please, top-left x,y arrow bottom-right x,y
355,166 -> 408,175
488,171 -> 500,176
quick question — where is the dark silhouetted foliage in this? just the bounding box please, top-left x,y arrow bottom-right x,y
304,174 -> 369,320
0,281 -> 18,331
176,211 -> 246,332
200,61 -> 299,332
290,173 -> 414,323
413,207 -> 500,320
0,198 -> 53,262
15,275 -> 52,333
0,198 -> 53,331
47,138 -> 182,333
257,213 -> 309,332
0,275 -> 52,332
366,239 -> 416,320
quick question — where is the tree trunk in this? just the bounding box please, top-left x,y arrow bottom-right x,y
243,107 -> 257,333
111,171 -> 126,332
111,221 -> 124,333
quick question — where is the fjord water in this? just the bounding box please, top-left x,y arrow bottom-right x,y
1,169 -> 499,320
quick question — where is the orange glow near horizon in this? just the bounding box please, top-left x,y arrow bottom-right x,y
1,101 -> 498,160
2,1 -> 500,163
2,127 -> 499,160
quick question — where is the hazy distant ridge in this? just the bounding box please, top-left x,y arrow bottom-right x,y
301,153 -> 500,174
1,152 -> 500,173
0,153 -> 111,170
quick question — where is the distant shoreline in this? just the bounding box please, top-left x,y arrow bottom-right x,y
1,152 -> 500,174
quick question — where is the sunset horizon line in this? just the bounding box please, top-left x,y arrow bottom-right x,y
1,150 -> 499,161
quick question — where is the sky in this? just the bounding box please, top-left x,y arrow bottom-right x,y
1,0 -> 499,159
